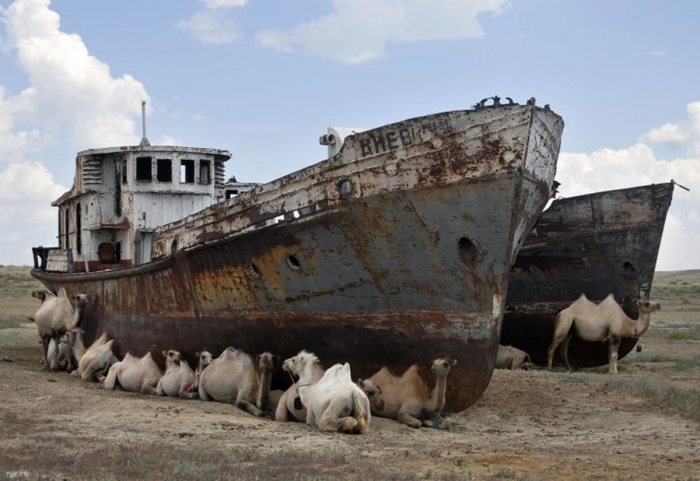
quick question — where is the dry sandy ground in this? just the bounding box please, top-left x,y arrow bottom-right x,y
1,322 -> 699,480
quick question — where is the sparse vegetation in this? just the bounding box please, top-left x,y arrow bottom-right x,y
667,332 -> 698,341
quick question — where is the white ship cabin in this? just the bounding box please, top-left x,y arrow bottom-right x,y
40,144 -> 233,273
223,175 -> 259,200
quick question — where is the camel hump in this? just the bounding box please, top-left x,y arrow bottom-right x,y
58,288 -> 68,299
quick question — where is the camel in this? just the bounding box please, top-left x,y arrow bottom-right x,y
495,345 -> 533,370
365,355 -> 456,430
192,350 -> 213,391
33,289 -> 88,367
548,294 -> 661,373
282,351 -> 371,434
103,352 -> 163,394
157,350 -> 197,399
72,333 -> 117,382
56,332 -> 78,372
356,378 -> 386,412
198,348 -> 276,417
275,356 -> 325,423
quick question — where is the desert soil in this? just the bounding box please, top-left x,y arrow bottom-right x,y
1,267 -> 699,480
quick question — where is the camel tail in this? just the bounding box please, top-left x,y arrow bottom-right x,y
353,392 -> 369,434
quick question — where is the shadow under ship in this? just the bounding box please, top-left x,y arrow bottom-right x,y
501,182 -> 675,367
32,99 -> 564,411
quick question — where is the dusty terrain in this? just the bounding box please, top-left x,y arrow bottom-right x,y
1,267 -> 699,480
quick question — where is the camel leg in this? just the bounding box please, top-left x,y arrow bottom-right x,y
103,363 -> 121,390
608,334 -> 621,374
548,313 -> 573,370
318,407 -> 358,433
237,398 -> 265,417
275,391 -> 290,422
560,333 -> 574,371
142,385 -> 158,395
156,379 -> 166,396
398,410 -> 422,429
40,335 -> 51,369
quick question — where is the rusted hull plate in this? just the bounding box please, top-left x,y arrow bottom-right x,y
502,183 -> 674,367
32,105 -> 564,412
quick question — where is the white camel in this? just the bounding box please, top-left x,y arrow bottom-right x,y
276,357 -> 325,423
103,352 -> 163,394
72,333 -> 118,382
192,350 -> 213,391
282,351 -> 371,434
548,294 -> 661,373
157,350 -> 197,399
198,348 -> 276,417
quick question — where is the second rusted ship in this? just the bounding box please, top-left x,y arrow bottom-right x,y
502,182 -> 675,367
32,98 -> 564,411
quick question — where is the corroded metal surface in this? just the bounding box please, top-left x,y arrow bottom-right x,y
502,183 -> 674,367
33,103 -> 564,412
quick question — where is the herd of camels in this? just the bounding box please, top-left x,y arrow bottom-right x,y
31,288 -> 660,434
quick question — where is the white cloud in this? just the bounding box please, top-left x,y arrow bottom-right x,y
202,0 -> 247,8
155,134 -> 183,146
2,0 -> 149,149
640,102 -> 700,154
178,10 -> 243,45
0,0 -> 151,264
256,0 -> 508,63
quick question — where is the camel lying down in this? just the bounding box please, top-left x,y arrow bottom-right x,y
198,348 -> 276,417
359,355 -> 456,430
283,351 -> 371,434
103,352 -> 162,394
495,345 -> 533,370
71,332 -> 118,382
157,350 -> 197,399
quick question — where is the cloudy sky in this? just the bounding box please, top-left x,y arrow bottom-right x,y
0,0 -> 699,269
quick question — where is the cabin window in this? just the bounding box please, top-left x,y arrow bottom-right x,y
64,207 -> 70,251
157,159 -> 172,182
76,204 -> 82,255
121,161 -> 128,184
225,189 -> 239,200
136,157 -> 152,181
181,159 -> 195,184
115,163 -> 122,216
199,160 -> 211,185
58,211 -> 62,248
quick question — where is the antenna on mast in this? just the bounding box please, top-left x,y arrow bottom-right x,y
139,100 -> 150,147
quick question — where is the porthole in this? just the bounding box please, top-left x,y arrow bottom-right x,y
458,236 -> 479,264
248,262 -> 261,278
171,239 -> 179,255
337,179 -> 355,198
287,254 -> 301,271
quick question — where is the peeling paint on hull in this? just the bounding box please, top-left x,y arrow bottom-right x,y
502,183 -> 674,367
32,105 -> 564,412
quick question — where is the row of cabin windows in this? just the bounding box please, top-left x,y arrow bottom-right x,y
135,157 -> 211,185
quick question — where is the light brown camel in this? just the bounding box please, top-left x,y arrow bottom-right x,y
33,289 -> 88,368
548,294 -> 661,373
365,355 -> 456,429
72,333 -> 117,382
495,345 -> 533,370
198,348 -> 276,417
275,357 -> 325,423
103,352 -> 163,394
192,350 -> 213,391
357,378 -> 386,412
157,350 -> 197,399
282,351 -> 371,434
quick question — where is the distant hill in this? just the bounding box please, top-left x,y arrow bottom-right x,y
654,270 -> 700,282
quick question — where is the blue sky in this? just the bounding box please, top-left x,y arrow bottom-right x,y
1,0 -> 699,269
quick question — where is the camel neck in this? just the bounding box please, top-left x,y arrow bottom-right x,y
71,306 -> 82,328
257,370 -> 272,411
624,311 -> 651,338
73,334 -> 86,360
429,375 -> 448,413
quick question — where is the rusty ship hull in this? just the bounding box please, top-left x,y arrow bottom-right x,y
501,183 -> 674,367
33,104 -> 564,412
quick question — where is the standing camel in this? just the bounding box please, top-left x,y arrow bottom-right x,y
548,294 -> 660,373
33,289 -> 88,367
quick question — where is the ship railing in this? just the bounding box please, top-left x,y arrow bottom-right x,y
32,246 -> 59,270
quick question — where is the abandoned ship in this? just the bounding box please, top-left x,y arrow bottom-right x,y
501,182 -> 675,367
31,98 -> 564,411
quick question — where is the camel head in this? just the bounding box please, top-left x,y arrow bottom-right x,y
73,294 -> 89,308
282,350 -> 319,377
31,290 -> 49,302
256,352 -> 279,373
163,350 -> 184,368
357,378 -> 385,411
431,355 -> 457,377
66,327 -> 84,346
195,350 -> 213,370
636,300 -> 661,314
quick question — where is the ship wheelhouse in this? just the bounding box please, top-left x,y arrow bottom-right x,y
37,145 -> 231,273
